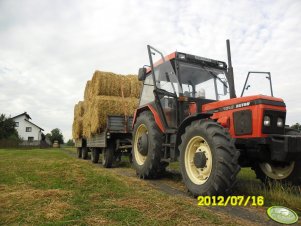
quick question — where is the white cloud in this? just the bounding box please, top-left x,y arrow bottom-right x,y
0,0 -> 301,140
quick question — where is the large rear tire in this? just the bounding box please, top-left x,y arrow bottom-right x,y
132,111 -> 164,179
179,119 -> 240,196
103,143 -> 114,168
252,129 -> 301,185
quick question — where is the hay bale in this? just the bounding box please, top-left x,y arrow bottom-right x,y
91,71 -> 142,98
82,101 -> 92,138
125,75 -> 142,98
72,117 -> 83,139
84,80 -> 93,101
74,101 -> 85,118
91,71 -> 121,97
90,96 -> 139,135
72,101 -> 86,139
73,70 -> 142,138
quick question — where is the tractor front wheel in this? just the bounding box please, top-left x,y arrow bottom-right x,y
252,130 -> 301,185
132,111 -> 164,179
179,119 -> 240,196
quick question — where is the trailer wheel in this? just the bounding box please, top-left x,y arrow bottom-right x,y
91,148 -> 100,163
179,119 -> 240,196
252,130 -> 301,185
132,111 -> 164,179
103,143 -> 114,168
114,151 -> 122,163
82,147 -> 89,160
77,148 -> 82,158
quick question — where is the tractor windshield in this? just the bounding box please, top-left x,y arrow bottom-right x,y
179,62 -> 229,100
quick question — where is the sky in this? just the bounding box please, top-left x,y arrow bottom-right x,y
0,0 -> 301,141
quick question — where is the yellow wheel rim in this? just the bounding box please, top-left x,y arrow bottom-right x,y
259,162 -> 295,180
134,124 -> 148,165
185,136 -> 212,185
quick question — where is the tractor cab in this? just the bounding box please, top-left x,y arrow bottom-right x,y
138,45 -> 230,129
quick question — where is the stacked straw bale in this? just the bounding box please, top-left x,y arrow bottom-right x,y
89,96 -> 139,134
72,101 -> 85,139
72,71 -> 142,139
91,71 -> 142,98
84,80 -> 93,101
82,102 -> 92,138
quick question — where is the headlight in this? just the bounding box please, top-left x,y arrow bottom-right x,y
264,116 -> 271,126
277,117 -> 284,127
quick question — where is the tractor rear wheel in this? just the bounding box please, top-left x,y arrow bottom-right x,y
179,119 -> 240,196
91,148 -> 100,163
132,111 -> 164,179
252,130 -> 301,185
82,147 -> 89,160
77,148 -> 82,158
102,142 -> 114,168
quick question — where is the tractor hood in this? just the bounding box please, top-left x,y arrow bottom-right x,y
202,95 -> 286,113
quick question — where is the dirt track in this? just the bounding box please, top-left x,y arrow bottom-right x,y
63,149 -> 292,226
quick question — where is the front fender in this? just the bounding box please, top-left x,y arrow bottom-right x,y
175,113 -> 212,157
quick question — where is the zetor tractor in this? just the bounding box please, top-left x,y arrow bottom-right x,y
132,40 -> 301,196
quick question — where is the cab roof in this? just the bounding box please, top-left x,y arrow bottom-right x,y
146,51 -> 227,73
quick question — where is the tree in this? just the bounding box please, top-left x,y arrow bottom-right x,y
0,114 -> 20,140
66,139 -> 75,146
290,123 -> 301,131
47,128 -> 64,144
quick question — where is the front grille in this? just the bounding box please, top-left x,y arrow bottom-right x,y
262,110 -> 286,134
233,110 -> 252,135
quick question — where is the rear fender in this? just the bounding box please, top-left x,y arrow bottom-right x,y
132,105 -> 165,132
175,113 -> 212,157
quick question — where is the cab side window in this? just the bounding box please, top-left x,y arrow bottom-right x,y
139,73 -> 154,106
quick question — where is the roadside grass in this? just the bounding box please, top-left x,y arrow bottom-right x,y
236,168 -> 301,214
0,148 -> 237,226
168,161 -> 301,214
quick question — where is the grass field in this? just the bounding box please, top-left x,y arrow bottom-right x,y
0,148 -> 300,225
0,148 -> 231,226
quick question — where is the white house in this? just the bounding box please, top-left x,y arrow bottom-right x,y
12,112 -> 44,142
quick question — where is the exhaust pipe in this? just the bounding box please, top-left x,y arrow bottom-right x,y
226,39 -> 236,99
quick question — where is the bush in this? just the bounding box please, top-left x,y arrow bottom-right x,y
0,114 -> 21,147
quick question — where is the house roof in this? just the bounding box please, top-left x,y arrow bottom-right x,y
12,112 -> 32,120
24,119 -> 44,131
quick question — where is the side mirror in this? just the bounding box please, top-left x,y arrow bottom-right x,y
138,68 -> 146,81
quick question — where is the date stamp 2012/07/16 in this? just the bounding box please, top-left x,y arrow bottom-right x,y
197,196 -> 264,207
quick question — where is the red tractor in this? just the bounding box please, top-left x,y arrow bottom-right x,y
132,40 -> 301,196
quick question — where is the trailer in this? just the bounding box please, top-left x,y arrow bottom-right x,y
75,115 -> 133,167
